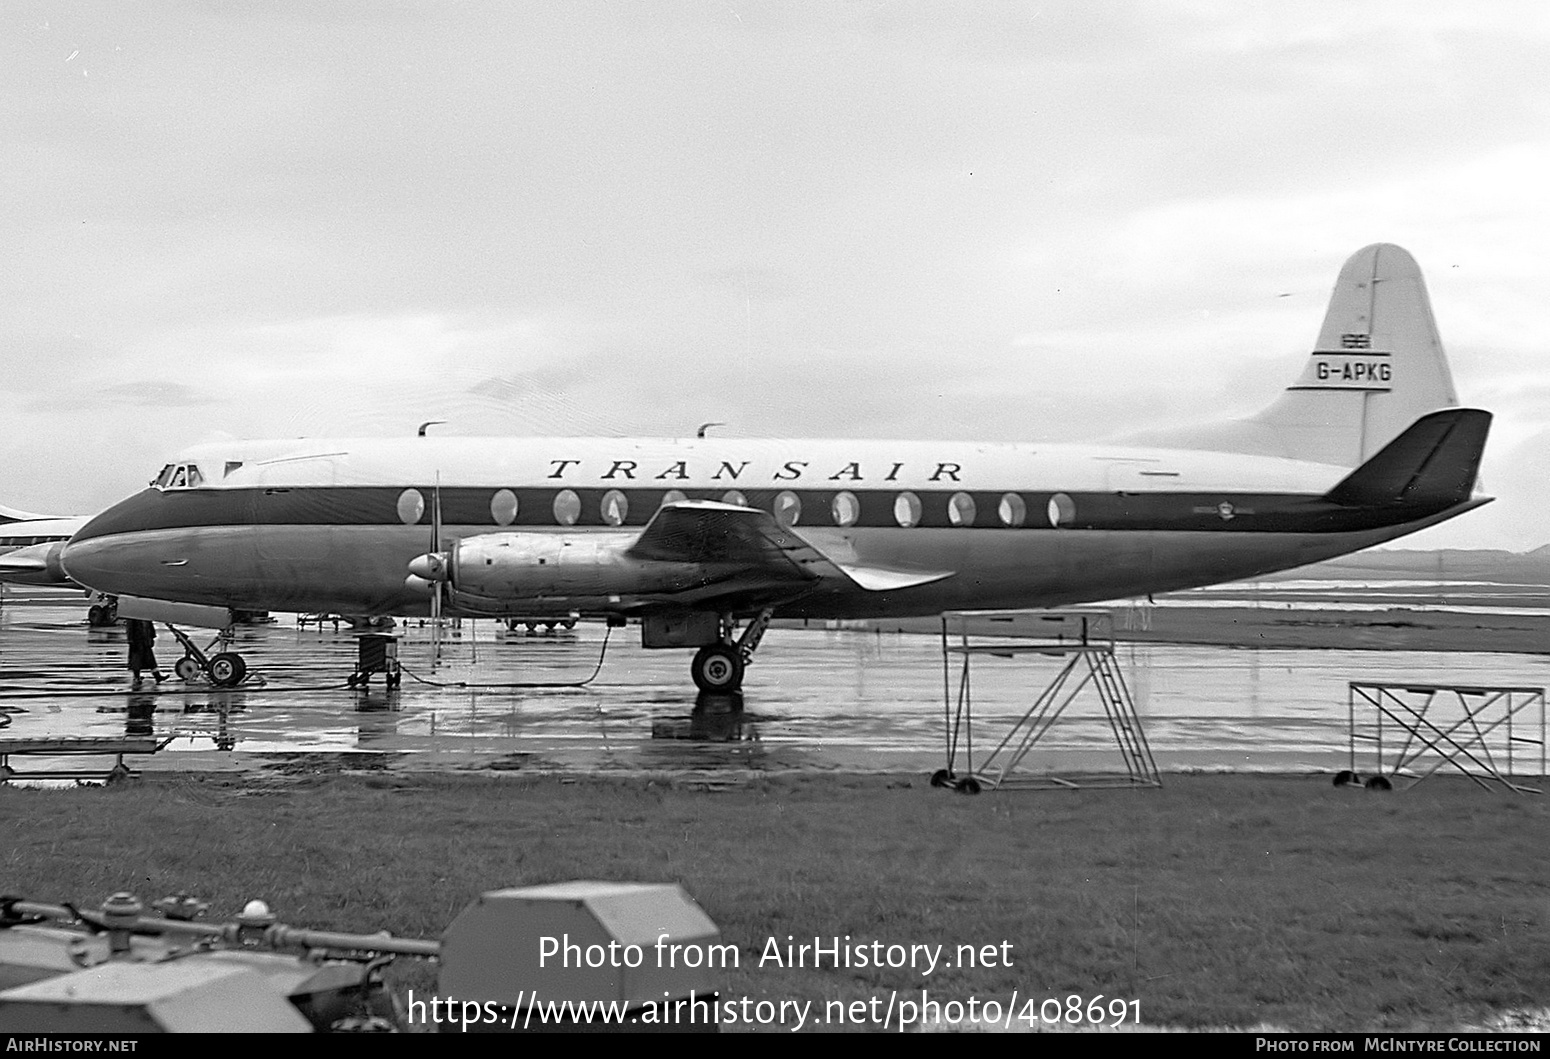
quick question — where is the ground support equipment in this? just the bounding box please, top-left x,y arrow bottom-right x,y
937,609 -> 1161,793
347,633 -> 401,690
0,736 -> 172,784
1348,681 -> 1546,793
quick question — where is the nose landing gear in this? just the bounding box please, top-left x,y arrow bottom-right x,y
164,624 -> 250,688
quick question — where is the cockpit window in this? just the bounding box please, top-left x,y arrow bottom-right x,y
153,462 -> 207,491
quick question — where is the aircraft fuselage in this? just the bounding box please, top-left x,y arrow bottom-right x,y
61,435 -> 1483,620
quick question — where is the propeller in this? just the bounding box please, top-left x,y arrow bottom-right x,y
405,476 -> 449,670
429,477 -> 446,668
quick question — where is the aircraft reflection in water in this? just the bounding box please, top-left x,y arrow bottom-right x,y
62,245 -> 1491,694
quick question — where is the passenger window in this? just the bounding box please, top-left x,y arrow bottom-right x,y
660,490 -> 688,507
553,489 -> 581,526
948,492 -> 976,527
998,493 -> 1027,527
893,491 -> 922,528
721,490 -> 748,507
601,489 -> 629,526
1048,492 -> 1076,528
490,489 -> 519,526
774,491 -> 802,526
831,491 -> 860,527
396,488 -> 426,525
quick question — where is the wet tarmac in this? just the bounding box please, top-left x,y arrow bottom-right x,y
3,590 -> 1548,779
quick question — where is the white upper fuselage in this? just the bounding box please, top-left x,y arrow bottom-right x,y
186,435 -> 1349,493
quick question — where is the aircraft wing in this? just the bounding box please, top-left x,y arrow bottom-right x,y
626,501 -> 954,592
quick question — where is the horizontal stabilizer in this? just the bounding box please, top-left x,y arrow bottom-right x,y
1323,408 -> 1491,508
0,504 -> 50,524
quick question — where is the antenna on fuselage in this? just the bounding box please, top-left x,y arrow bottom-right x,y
418,421 -> 446,437
696,422 -> 725,438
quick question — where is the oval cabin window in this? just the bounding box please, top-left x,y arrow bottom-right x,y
1048,492 -> 1076,528
774,491 -> 802,526
948,492 -> 976,527
490,489 -> 519,526
831,491 -> 860,527
894,491 -> 922,528
601,489 -> 629,526
553,489 -> 581,526
998,493 -> 1027,527
396,488 -> 426,525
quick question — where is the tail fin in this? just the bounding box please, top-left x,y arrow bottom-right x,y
1323,408 -> 1490,509
1127,244 -> 1459,466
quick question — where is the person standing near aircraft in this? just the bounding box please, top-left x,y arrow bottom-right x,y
125,618 -> 164,689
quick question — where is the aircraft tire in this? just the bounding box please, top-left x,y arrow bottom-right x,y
956,777 -> 982,795
691,644 -> 744,693
174,656 -> 202,683
930,769 -> 953,788
208,652 -> 247,688
1364,775 -> 1393,791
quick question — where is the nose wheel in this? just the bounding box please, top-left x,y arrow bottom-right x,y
164,624 -> 250,687
207,652 -> 248,687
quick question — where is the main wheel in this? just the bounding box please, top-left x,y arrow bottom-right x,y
208,652 -> 247,688
691,644 -> 744,693
174,656 -> 202,682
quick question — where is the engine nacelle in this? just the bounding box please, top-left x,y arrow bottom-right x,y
435,532 -> 712,603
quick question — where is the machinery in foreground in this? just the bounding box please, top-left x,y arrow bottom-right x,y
0,881 -> 720,1033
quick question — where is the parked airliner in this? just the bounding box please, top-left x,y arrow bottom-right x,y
61,245 -> 1491,691
0,509 -> 87,589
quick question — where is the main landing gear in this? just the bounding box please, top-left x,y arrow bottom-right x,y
689,610 -> 772,694
86,594 -> 118,628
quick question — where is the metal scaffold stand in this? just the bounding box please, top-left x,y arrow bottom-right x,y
1348,682 -> 1546,794
935,609 -> 1161,793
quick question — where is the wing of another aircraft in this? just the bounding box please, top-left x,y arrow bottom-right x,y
627,501 -> 955,592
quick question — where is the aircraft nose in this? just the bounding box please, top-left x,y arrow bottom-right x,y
60,536 -> 144,596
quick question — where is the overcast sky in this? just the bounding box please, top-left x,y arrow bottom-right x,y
4,1 -> 1548,549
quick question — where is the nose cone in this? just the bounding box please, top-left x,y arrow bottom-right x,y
59,490 -> 170,596
59,535 -> 136,595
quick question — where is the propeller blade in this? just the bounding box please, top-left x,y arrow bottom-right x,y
431,475 -> 444,669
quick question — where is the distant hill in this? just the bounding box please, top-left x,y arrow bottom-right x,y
1259,548 -> 1550,586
